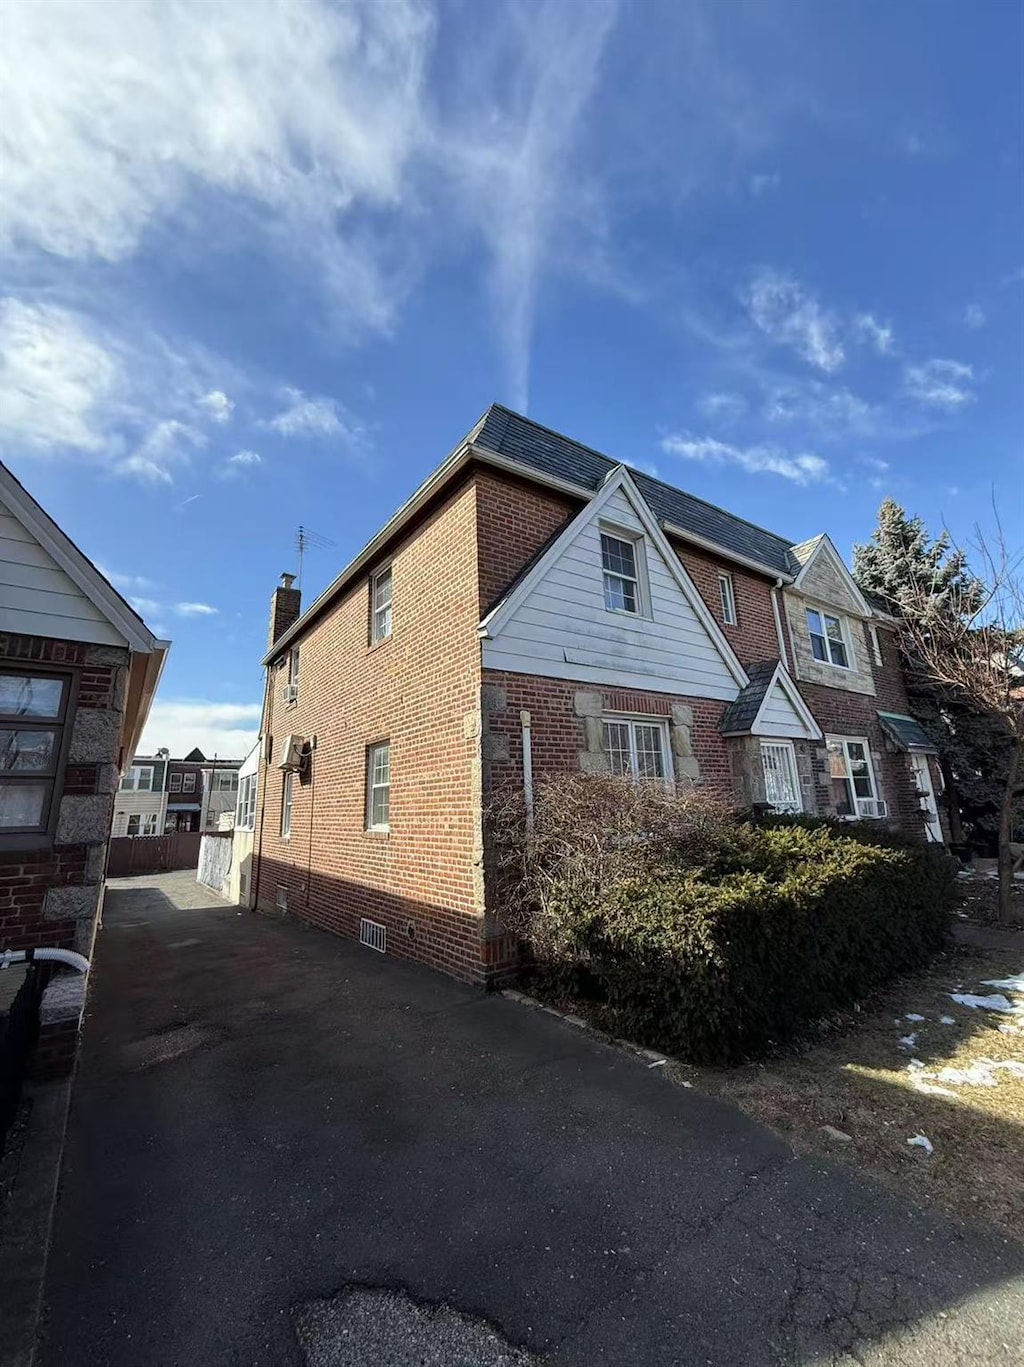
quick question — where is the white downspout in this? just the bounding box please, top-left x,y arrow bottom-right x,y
771,578 -> 788,665
520,710 -> 534,828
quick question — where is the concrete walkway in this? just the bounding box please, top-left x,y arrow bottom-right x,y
39,872 -> 1024,1366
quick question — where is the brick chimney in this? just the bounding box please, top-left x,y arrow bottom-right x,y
268,573 -> 301,650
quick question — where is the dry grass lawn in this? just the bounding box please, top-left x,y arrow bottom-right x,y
675,940 -> 1024,1242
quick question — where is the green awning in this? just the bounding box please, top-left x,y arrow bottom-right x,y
877,712 -> 936,753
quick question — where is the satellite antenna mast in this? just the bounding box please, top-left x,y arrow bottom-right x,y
296,525 -> 336,590
297,526 -> 307,590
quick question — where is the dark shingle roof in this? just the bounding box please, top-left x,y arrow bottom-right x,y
719,660 -> 780,734
877,712 -> 936,753
473,406 -> 797,576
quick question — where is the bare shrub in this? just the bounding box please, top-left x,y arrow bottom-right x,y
486,772 -> 735,951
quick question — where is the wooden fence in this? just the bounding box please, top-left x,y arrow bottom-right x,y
107,832 -> 203,878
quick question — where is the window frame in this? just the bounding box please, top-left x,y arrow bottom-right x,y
371,565 -> 393,644
869,624 -> 883,668
287,644 -> 300,689
168,772 -> 182,792
212,770 -> 238,793
718,572 -> 738,626
826,735 -> 882,818
806,607 -> 852,669
601,715 -> 674,784
365,740 -> 391,832
281,770 -> 294,838
760,740 -> 802,813
127,812 -> 159,837
0,665 -> 76,850
235,772 -> 257,831
599,527 -> 645,617
120,764 -> 155,793
182,772 -> 197,793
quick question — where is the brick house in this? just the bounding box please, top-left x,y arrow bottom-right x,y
250,406 -> 944,985
1,461 -> 167,1073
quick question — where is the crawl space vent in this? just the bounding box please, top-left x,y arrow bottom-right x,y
275,886 -> 288,913
359,918 -> 387,954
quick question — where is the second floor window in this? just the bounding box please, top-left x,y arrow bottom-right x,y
719,573 -> 737,626
213,771 -> 238,792
601,532 -> 640,614
182,772 -> 196,793
806,608 -> 850,668
168,772 -> 182,792
236,773 -> 257,830
371,566 -> 393,643
120,765 -> 154,792
281,770 -> 294,838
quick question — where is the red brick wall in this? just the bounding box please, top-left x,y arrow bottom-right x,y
796,681 -> 924,837
254,479 -> 489,983
474,468 -> 578,614
481,670 -> 733,801
673,542 -> 788,668
868,621 -> 912,715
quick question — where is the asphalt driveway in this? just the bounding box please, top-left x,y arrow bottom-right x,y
40,872 -> 1024,1365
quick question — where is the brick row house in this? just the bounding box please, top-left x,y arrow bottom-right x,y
1,461 -> 167,1074
250,406 -> 945,985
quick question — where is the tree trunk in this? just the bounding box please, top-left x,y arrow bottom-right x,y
997,739 -> 1020,924
939,758 -> 964,846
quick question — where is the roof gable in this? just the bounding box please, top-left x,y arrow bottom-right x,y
0,462 -> 158,652
791,534 -> 872,618
720,661 -> 822,740
480,467 -> 749,700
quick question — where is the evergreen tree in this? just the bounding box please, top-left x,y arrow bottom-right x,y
853,500 -> 1011,854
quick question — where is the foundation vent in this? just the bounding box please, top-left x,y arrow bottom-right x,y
275,886 -> 288,913
359,918 -> 387,954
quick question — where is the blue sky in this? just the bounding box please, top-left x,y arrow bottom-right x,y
1,0 -> 1021,757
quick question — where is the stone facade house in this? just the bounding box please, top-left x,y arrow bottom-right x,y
0,461 -> 167,1073
250,406 -> 945,985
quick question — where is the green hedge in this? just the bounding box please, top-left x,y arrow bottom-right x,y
532,823 -> 957,1064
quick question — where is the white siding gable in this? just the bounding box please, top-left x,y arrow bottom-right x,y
481,479 -> 744,701
752,678 -> 816,738
0,496 -> 127,647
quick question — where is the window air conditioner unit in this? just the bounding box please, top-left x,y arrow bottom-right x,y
278,734 -> 305,771
282,683 -> 298,703
856,797 -> 888,819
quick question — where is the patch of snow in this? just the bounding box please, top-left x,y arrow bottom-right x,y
939,1016 -> 956,1026
905,1013 -> 926,1022
913,1081 -> 956,1098
899,1034 -> 918,1049
982,975 -> 1024,994
950,993 -> 1024,1014
910,1057 -> 1024,1089
998,1023 -> 1023,1036
907,1058 -> 926,1071
907,1134 -> 933,1155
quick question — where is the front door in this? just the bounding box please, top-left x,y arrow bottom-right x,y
910,753 -> 942,842
761,741 -> 802,813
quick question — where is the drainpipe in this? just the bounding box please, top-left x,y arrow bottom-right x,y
520,710 -> 534,828
771,578 -> 788,665
0,947 -> 91,974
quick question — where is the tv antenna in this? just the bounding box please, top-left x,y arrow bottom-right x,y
296,525 -> 336,589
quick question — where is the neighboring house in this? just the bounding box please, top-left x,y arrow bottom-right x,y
249,406 -> 945,986
113,747 -> 242,834
229,742 -> 259,904
0,461 -> 167,1071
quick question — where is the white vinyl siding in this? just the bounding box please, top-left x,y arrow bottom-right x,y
481,487 -> 740,701
0,497 -> 127,647
719,573 -> 737,626
754,682 -> 809,738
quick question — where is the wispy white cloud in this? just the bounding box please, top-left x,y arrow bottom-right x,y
99,567 -> 160,593
697,391 -> 748,423
745,270 -> 845,373
761,381 -> 877,437
198,389 -> 234,423
119,418 -> 206,483
174,602 -> 218,617
228,449 -> 261,467
265,387 -> 367,448
660,431 -> 829,485
904,358 -> 975,410
963,303 -> 986,329
854,312 -> 896,355
219,449 -> 263,478
128,596 -> 163,616
0,297 -> 119,454
1,0 -> 433,335
139,698 -> 261,761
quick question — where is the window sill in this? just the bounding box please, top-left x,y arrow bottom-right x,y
364,826 -> 391,837
366,635 -> 393,655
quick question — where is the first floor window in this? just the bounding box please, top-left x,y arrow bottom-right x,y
600,531 -> 640,614
371,566 -> 393,642
827,736 -> 881,817
760,741 -> 801,812
127,813 -> 159,836
281,771 -> 294,838
602,717 -> 670,781
366,741 -> 391,830
236,773 -> 257,830
719,573 -> 737,626
0,668 -> 70,836
807,609 -> 850,668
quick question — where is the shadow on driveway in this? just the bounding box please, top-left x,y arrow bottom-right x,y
39,873 -> 1024,1365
